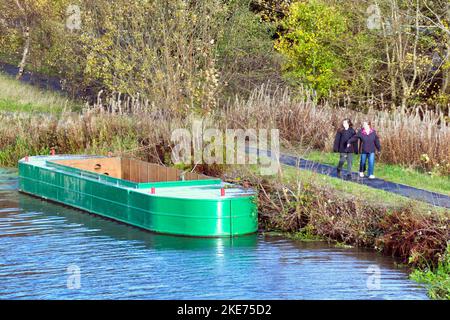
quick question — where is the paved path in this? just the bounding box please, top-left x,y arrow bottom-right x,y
248,147 -> 450,209
0,62 -> 63,91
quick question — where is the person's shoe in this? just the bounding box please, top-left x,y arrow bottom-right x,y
346,174 -> 352,179
369,175 -> 375,180
359,172 -> 364,178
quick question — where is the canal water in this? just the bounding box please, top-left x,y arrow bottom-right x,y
0,168 -> 428,299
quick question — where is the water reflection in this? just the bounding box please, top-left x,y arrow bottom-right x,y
18,193 -> 258,251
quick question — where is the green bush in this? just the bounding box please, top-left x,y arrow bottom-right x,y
411,245 -> 450,300
275,0 -> 347,97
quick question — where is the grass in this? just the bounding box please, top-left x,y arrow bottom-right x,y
285,225 -> 324,242
242,150 -> 448,214
286,148 -> 450,196
0,73 -> 82,113
410,246 -> 450,300
261,230 -> 324,242
280,164 -> 448,214
0,112 -> 147,167
238,148 -> 448,213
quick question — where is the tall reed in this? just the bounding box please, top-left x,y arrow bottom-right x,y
222,85 -> 450,173
0,110 -> 187,167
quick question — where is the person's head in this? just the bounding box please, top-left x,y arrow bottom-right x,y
362,121 -> 372,132
342,118 -> 353,130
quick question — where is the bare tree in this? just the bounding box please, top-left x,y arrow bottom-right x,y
422,0 -> 450,95
375,0 -> 449,109
14,0 -> 30,79
0,0 -> 55,79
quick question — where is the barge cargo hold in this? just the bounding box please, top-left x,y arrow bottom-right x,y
18,155 -> 258,237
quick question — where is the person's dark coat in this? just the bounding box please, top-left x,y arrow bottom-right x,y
348,129 -> 381,154
333,128 -> 358,153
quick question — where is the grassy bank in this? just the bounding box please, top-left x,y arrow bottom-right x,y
280,165 -> 448,213
0,111 -> 172,166
294,149 -> 450,195
0,73 -> 81,113
410,246 -> 450,300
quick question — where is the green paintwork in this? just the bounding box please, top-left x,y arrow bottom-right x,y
18,155 -> 258,237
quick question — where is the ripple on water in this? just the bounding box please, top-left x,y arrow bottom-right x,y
0,171 -> 429,299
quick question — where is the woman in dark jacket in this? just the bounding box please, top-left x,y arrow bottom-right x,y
333,118 -> 358,178
347,121 -> 381,179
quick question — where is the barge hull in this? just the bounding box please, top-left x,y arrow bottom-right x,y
18,157 -> 258,237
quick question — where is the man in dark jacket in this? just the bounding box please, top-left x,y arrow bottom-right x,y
333,119 -> 358,178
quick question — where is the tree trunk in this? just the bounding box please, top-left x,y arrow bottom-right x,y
443,43 -> 449,95
15,0 -> 29,80
16,26 -> 30,80
442,3 -> 450,94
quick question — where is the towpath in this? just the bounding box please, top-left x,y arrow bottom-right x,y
248,147 -> 450,209
0,62 -> 63,91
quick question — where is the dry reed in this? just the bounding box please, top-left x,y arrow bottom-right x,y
0,110 -> 187,166
221,84 -> 450,173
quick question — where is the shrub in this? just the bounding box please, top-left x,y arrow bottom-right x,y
274,0 -> 348,97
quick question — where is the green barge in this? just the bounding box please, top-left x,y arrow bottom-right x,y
18,155 -> 258,237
